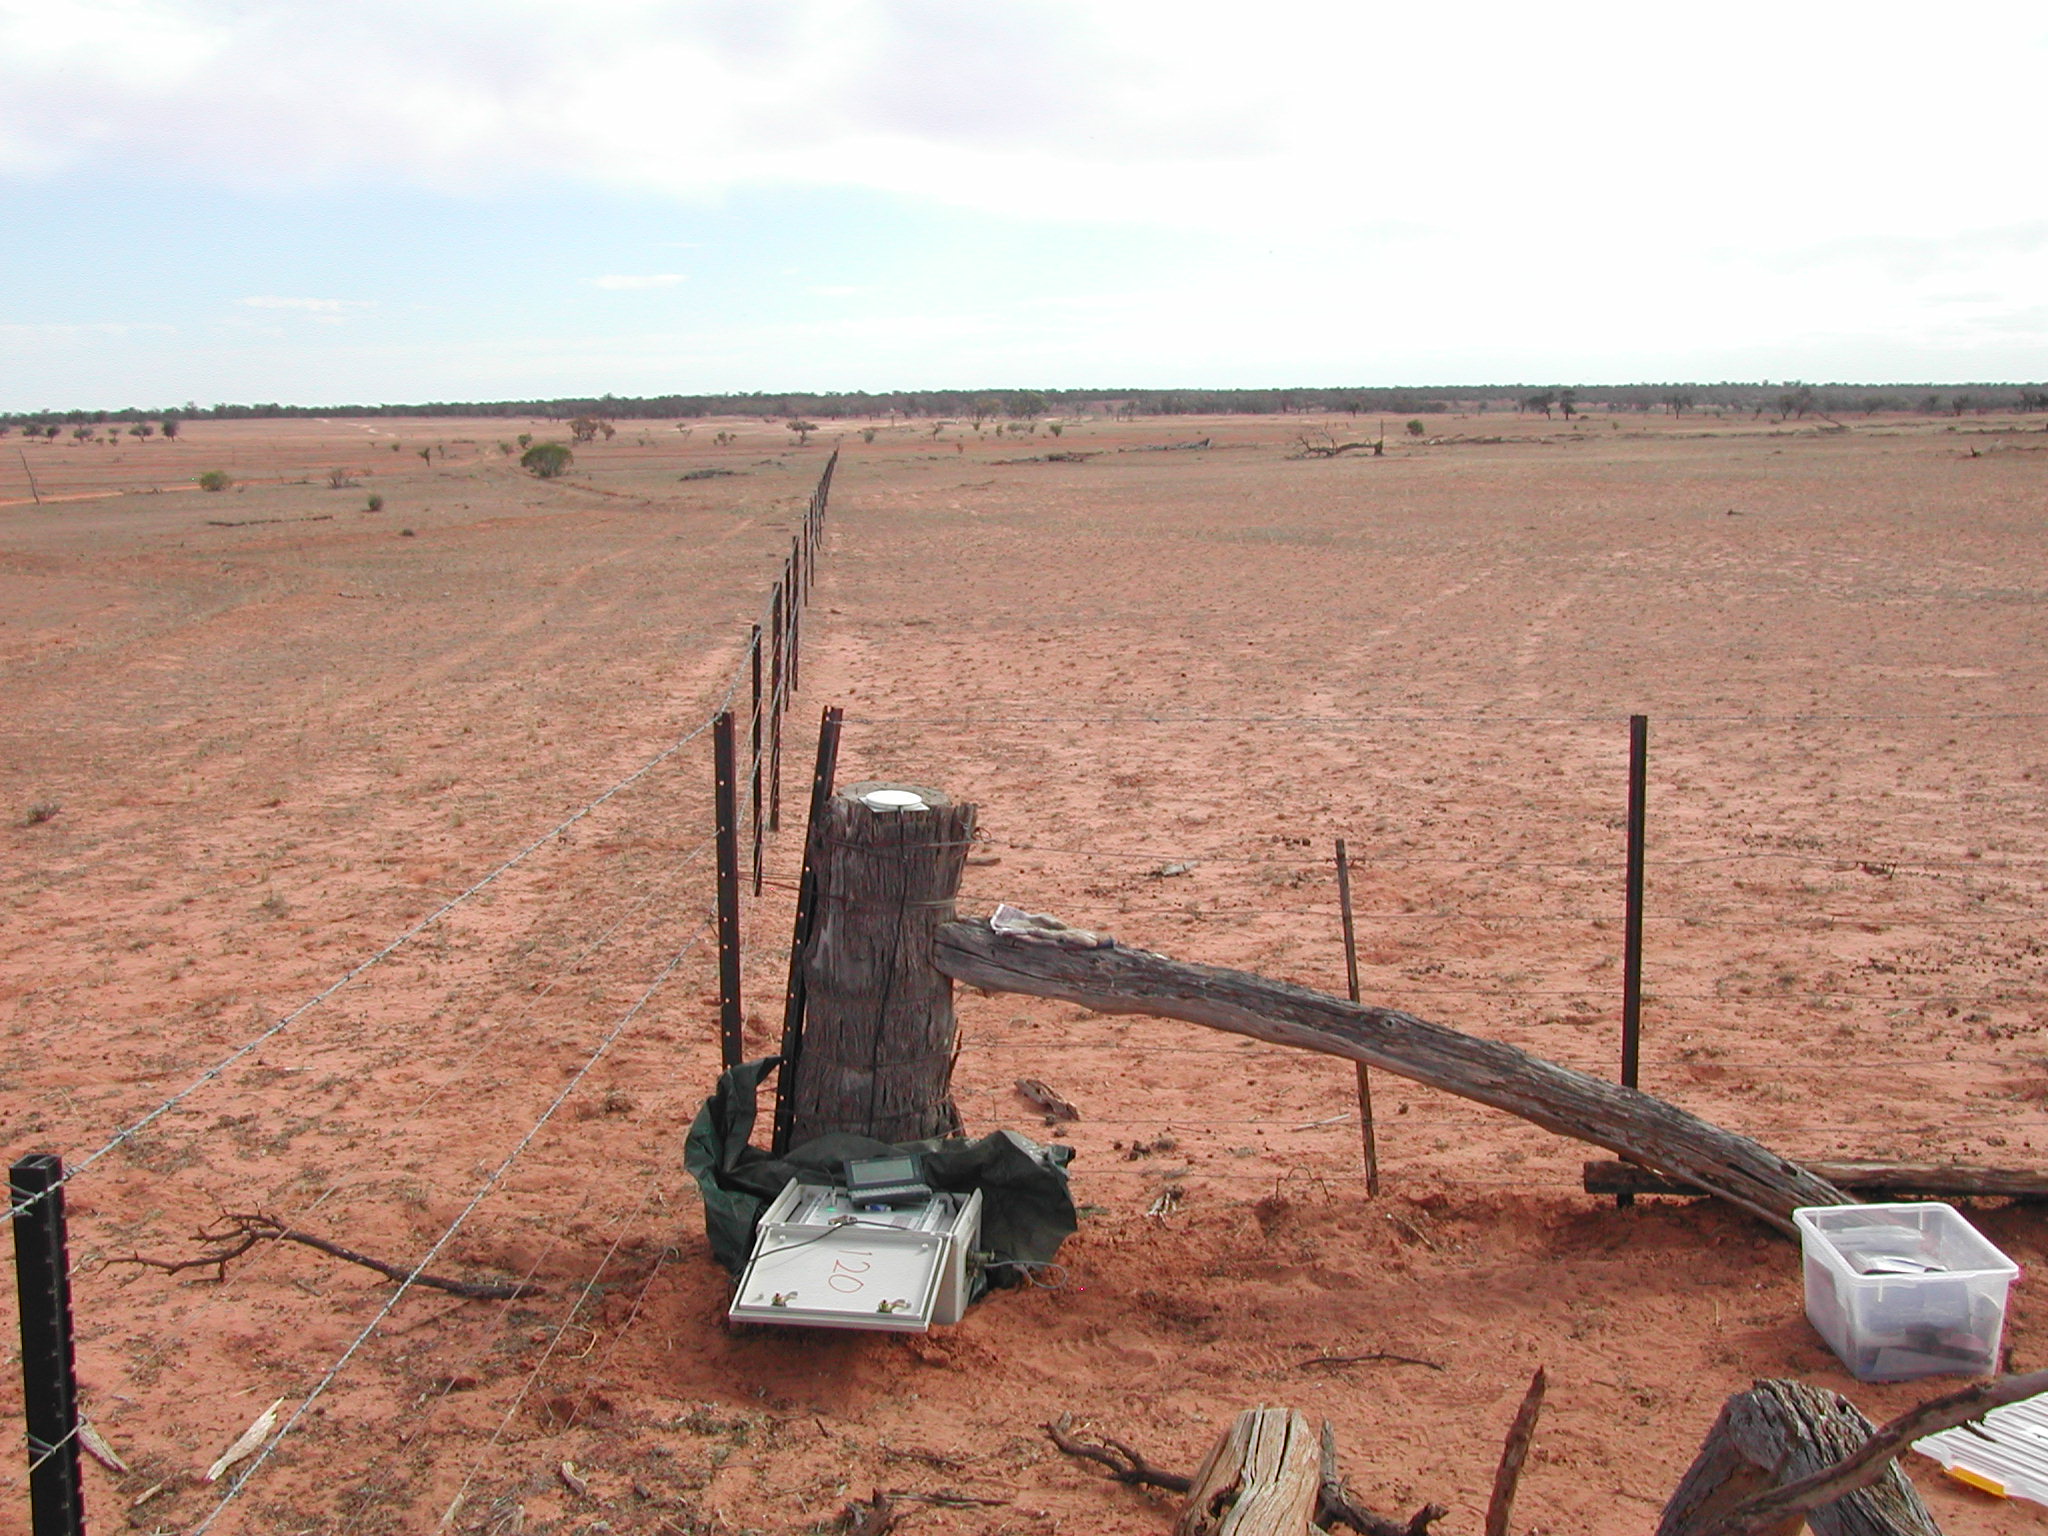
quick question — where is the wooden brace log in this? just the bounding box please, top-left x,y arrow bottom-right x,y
933,915 -> 1848,1232
1587,1157 -> 2048,1201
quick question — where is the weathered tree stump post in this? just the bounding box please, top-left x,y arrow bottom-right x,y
1176,1408 -> 1322,1536
1658,1380 -> 1939,1536
785,782 -> 975,1146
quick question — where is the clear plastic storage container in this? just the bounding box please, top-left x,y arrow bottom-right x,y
1794,1203 -> 2018,1382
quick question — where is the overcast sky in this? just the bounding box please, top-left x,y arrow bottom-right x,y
3,0 -> 2044,410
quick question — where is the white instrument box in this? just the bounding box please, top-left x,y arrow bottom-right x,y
728,1179 -> 983,1333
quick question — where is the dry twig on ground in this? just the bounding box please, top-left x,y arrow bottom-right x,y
1044,1413 -> 1192,1494
1299,1350 -> 1444,1372
107,1211 -> 543,1299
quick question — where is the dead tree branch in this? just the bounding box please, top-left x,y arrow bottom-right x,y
108,1212 -> 543,1300
1294,430 -> 1379,458
1299,1351 -> 1444,1372
1320,1421 -> 1449,1536
1485,1368 -> 1547,1536
1044,1413 -> 1191,1494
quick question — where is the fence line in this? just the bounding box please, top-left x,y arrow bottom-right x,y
148,831 -> 725,1305
4,453 -> 835,1535
5,453 -> 833,1229
977,841 -> 2048,874
180,451 -> 835,1527
955,901 -> 2043,927
842,709 -> 2048,726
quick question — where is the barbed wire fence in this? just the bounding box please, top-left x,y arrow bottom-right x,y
1,453 -> 838,1533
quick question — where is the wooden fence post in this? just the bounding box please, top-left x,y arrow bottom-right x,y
1334,838 -> 1379,1196
785,782 -> 975,1146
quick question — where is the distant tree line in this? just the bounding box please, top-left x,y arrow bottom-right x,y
5,383 -> 2046,433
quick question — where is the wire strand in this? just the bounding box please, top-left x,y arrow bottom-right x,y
4,533 -> 786,1225
191,918 -> 714,1534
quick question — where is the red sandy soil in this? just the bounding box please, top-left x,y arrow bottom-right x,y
3,407 -> 2048,1534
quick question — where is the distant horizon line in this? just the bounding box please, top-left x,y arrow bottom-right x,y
8,378 -> 2048,421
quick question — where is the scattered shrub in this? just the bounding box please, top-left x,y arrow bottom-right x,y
196,470 -> 231,492
861,427 -> 877,443
365,493 -> 384,512
1406,419 -> 1425,437
520,442 -> 573,479
327,467 -> 357,488
23,800 -> 60,826
517,433 -> 532,449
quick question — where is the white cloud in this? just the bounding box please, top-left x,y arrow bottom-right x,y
4,0 -> 2033,249
6,0 -> 2048,392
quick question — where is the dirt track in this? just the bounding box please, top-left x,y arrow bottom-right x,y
4,409 -> 2047,1533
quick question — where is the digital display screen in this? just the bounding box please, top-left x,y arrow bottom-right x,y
848,1156 -> 919,1185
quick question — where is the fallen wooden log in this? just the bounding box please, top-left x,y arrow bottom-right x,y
1587,1158 -> 2048,1201
933,914 -> 1848,1233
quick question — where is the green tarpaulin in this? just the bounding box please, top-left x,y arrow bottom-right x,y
685,1057 -> 1077,1301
